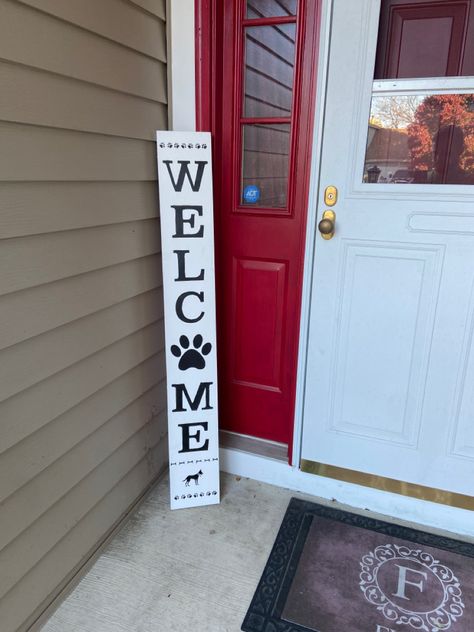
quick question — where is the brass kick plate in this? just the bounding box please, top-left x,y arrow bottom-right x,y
300,459 -> 474,510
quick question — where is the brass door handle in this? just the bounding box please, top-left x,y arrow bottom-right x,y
318,210 -> 336,240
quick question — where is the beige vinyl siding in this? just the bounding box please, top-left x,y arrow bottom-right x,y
0,1 -> 168,631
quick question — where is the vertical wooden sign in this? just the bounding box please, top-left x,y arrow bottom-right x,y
156,131 -> 220,509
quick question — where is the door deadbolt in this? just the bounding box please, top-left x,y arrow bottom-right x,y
318,210 -> 336,240
324,185 -> 338,207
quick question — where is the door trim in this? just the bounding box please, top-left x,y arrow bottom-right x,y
292,0 -> 333,464
167,0 -> 196,131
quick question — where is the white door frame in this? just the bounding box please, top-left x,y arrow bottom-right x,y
167,0 -> 196,131
291,0 -> 334,468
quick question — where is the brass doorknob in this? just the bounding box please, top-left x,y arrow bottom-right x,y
318,218 -> 334,234
318,210 -> 336,240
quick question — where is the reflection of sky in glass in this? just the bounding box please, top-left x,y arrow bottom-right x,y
365,94 -> 474,184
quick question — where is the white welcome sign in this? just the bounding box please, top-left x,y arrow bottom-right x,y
156,131 -> 220,510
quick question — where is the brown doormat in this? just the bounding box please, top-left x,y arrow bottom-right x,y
242,498 -> 473,632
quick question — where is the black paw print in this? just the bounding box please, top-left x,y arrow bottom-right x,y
171,335 -> 212,370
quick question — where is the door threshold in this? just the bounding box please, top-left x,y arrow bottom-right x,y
219,430 -> 288,462
219,446 -> 474,539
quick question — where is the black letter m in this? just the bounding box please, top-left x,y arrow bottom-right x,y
163,160 -> 207,192
172,382 -> 213,412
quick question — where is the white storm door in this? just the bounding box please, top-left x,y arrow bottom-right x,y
301,0 -> 474,499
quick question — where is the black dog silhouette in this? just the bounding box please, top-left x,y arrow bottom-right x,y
183,469 -> 203,486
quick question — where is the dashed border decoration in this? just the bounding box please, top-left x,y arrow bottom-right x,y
170,457 -> 219,467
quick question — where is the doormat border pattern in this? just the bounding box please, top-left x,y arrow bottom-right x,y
241,498 -> 474,632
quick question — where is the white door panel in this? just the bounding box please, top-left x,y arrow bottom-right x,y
328,241 -> 442,447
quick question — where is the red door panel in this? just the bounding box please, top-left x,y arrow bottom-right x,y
232,258 -> 286,390
197,0 -> 320,450
375,0 -> 474,78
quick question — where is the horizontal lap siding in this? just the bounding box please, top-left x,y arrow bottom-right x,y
0,61 -> 167,139
0,2 -> 168,631
0,1 -> 166,100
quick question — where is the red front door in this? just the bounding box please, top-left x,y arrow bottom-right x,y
197,0 -> 320,452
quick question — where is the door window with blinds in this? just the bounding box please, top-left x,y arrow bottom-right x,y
240,1 -> 298,209
363,0 -> 474,185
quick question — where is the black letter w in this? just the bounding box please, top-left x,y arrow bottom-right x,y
163,160 -> 208,192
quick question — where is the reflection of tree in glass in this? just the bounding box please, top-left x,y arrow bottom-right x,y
407,95 -> 474,182
372,96 -> 421,129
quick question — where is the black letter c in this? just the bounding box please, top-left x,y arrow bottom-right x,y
176,291 -> 204,323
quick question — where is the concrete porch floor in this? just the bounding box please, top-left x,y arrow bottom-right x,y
38,472 -> 468,632
38,473 -> 321,632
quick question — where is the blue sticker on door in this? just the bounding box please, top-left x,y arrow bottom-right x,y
243,185 -> 260,204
